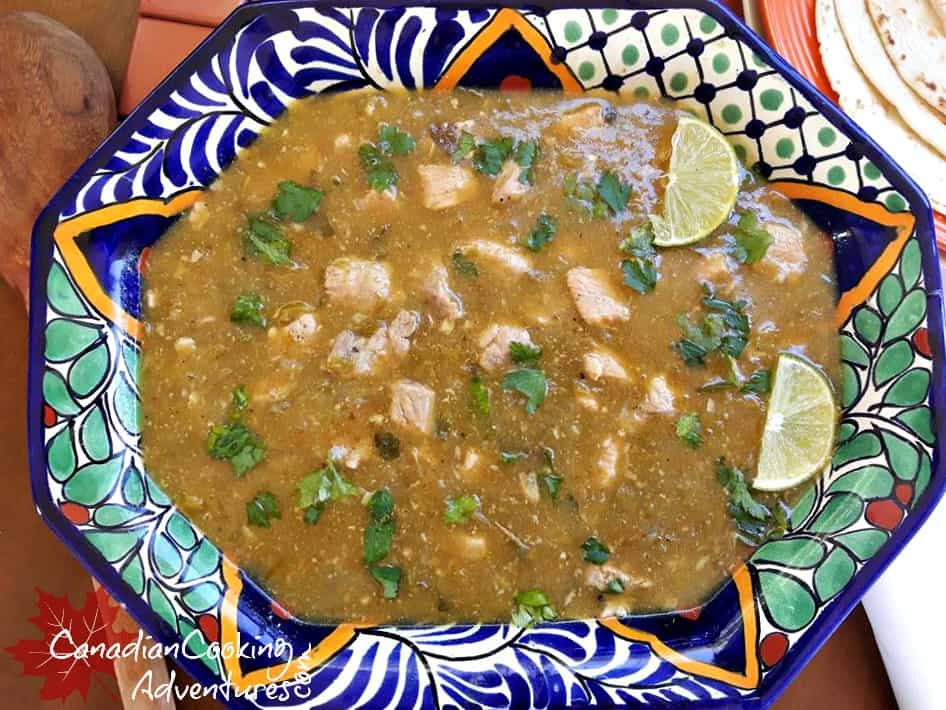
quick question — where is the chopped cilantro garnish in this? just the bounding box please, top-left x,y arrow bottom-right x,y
620,223 -> 659,294
502,368 -> 547,414
207,387 -> 265,476
604,578 -> 625,595
674,285 -> 751,366
303,504 -> 323,525
564,174 -> 609,218
729,212 -> 774,264
540,473 -> 563,500
369,565 -> 402,599
364,489 -> 396,565
538,446 -> 563,501
581,536 -> 611,565
297,459 -> 359,511
452,250 -> 479,277
374,431 -> 401,461
716,458 -> 788,546
621,258 -> 658,294
741,368 -> 771,394
451,131 -> 477,164
473,137 -> 514,176
513,139 -> 540,184
358,125 -> 414,192
511,588 -> 557,627
596,171 -> 632,215
509,341 -> 543,365
523,213 -> 558,252
243,214 -> 291,265
230,293 -> 265,327
500,450 -> 528,464
246,491 -> 280,528
232,385 -> 249,412
470,376 -> 490,416
272,180 -> 324,222
378,124 -> 416,156
444,494 -> 480,525
359,144 -> 398,192
676,413 -> 703,449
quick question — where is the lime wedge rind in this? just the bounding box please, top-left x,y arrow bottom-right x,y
753,353 -> 837,492
652,114 -> 741,248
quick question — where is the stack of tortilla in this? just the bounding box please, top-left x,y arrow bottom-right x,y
815,0 -> 946,213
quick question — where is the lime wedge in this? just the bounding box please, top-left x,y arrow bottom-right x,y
651,114 -> 740,247
753,353 -> 837,492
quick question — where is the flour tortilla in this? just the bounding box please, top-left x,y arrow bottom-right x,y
834,0 -> 946,159
816,0 -> 946,212
932,0 -> 946,31
867,0 -> 946,119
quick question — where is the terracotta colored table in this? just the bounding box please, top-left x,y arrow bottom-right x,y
0,1 -> 898,708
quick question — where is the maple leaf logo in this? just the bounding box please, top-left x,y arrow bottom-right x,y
5,586 -> 136,701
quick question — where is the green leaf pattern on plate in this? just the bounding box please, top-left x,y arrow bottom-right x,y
751,238 -> 934,645
41,253 -> 225,677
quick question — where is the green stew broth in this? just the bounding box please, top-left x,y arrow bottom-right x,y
141,90 -> 839,623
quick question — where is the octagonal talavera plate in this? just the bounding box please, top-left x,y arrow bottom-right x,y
28,1 -> 945,707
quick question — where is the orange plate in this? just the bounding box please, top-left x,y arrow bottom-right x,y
758,0 -> 946,250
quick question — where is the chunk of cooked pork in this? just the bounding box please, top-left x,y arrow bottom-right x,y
478,324 -> 533,371
566,267 -> 630,326
390,379 -> 436,434
417,164 -> 478,210
460,240 -> 532,275
324,258 -> 391,311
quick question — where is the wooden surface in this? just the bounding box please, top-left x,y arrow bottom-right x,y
0,0 -> 899,707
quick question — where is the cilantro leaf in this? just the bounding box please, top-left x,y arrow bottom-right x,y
502,368 -> 548,414
676,413 -> 703,449
513,139 -> 539,184
581,536 -> 611,565
452,250 -> 479,277
272,180 -> 324,222
243,215 -> 291,265
303,504 -> 324,525
246,491 -> 281,528
364,489 -> 396,564
500,450 -> 528,464
564,174 -> 608,218
540,473 -> 563,500
605,578 -> 625,594
596,171 -> 631,215
377,124 -> 416,156
729,212 -> 774,264
208,421 -> 265,476
674,287 -> 751,366
473,137 -> 514,176
619,223 -> 659,294
621,258 -> 658,294
444,494 -> 480,525
230,293 -> 265,327
742,368 -> 771,394
716,458 -> 786,546
620,223 -> 658,259
511,588 -> 557,627
358,144 -> 398,192
451,131 -> 477,164
369,565 -> 402,599
470,376 -> 490,416
297,459 -> 359,510
367,488 -> 395,521
232,385 -> 249,412
374,431 -> 401,461
509,341 -> 543,365
524,213 -> 558,252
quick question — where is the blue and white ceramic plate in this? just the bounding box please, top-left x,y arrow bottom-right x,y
28,1 -> 945,707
